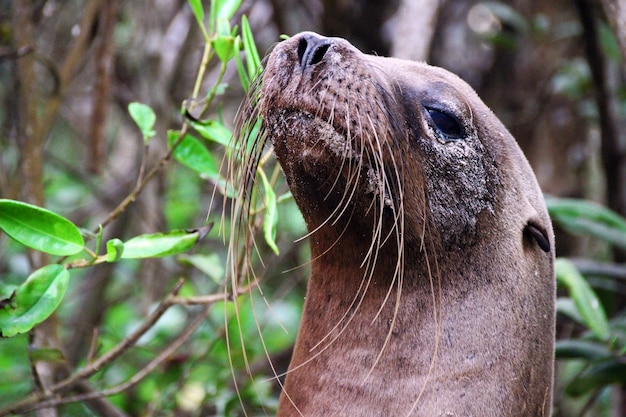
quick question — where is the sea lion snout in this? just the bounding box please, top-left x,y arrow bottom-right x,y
296,32 -> 333,70
261,32 -> 501,248
260,33 -> 400,236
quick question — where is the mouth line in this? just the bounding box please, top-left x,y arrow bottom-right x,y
271,108 -> 394,209
270,107 -> 361,161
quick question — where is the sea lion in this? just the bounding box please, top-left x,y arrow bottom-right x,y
232,32 -> 555,417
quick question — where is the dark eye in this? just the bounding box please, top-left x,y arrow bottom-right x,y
426,108 -> 464,141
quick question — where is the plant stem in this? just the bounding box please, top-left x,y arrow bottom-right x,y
190,42 -> 214,105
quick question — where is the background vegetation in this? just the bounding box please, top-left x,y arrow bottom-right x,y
0,0 -> 625,416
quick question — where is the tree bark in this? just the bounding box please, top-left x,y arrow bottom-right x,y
390,0 -> 440,61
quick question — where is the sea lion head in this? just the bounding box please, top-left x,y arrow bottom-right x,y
237,31 -> 551,262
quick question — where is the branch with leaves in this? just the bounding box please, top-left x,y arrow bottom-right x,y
0,0 -> 275,414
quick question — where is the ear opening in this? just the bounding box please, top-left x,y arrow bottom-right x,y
524,221 -> 551,253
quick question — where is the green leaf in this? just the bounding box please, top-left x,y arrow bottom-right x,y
0,265 -> 70,337
231,116 -> 262,158
178,253 -> 224,284
188,0 -> 209,40
555,339 -> 611,360
255,298 -> 301,352
167,131 -> 219,179
213,32 -> 236,63
188,119 -> 232,147
259,170 -> 279,255
215,0 -> 241,20
188,0 -> 204,29
120,225 -> 212,259
233,36 -> 249,92
128,102 -> 156,143
245,117 -> 262,153
566,360 -> 626,396
556,258 -> 610,341
0,199 -> 84,256
106,238 -> 125,262
241,15 -> 261,80
546,197 -> 626,249
209,0 -> 217,34
0,283 -> 17,301
556,297 -> 583,324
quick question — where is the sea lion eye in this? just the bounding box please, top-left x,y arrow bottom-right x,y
426,108 -> 464,141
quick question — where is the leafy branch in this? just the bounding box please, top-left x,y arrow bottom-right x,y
0,0 -> 273,413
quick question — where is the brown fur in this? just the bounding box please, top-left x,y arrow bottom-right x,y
233,32 -> 555,417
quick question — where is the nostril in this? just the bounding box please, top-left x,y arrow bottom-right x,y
297,37 -> 309,66
310,43 -> 330,65
297,34 -> 331,69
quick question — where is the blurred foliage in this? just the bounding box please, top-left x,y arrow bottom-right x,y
549,198 -> 626,417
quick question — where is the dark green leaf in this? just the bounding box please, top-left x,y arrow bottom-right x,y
556,258 -> 610,341
556,297 -> 583,324
566,360 -> 626,396
547,197 -> 626,249
0,265 -> 70,337
128,102 -> 156,143
555,339 -> 611,360
0,199 -> 84,256
167,131 -> 219,179
120,225 -> 212,259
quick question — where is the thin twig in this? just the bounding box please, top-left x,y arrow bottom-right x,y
94,127 -> 189,234
190,42 -> 214,103
21,302 -> 211,413
168,278 -> 259,305
86,328 -> 100,365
